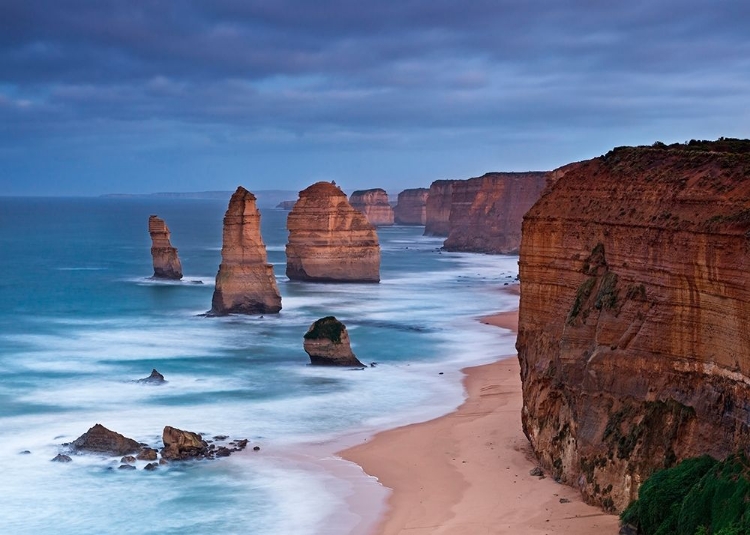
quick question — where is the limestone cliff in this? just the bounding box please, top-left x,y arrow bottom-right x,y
148,215 -> 183,279
349,188 -> 394,226
394,188 -> 429,225
286,182 -> 380,282
276,200 -> 296,210
424,180 -> 458,236
443,172 -> 549,254
517,139 -> 750,512
210,187 -> 282,315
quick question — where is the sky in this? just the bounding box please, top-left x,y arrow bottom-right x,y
1,1 -> 749,196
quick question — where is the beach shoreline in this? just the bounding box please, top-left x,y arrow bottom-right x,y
339,307 -> 619,534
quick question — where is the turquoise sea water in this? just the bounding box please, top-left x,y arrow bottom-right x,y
0,197 -> 518,534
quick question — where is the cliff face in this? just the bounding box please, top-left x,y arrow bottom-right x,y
517,140 -> 750,512
210,187 -> 282,315
394,188 -> 429,225
349,188 -> 394,226
148,215 -> 183,279
443,172 -> 549,254
424,180 -> 457,236
286,182 -> 380,282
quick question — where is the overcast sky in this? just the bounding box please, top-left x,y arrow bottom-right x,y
1,1 -> 749,196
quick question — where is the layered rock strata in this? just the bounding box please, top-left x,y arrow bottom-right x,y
303,316 -> 364,366
148,215 -> 183,279
424,180 -> 458,236
443,172 -> 549,254
516,140 -> 750,512
286,182 -> 380,282
210,187 -> 282,315
394,188 -> 429,225
349,188 -> 394,226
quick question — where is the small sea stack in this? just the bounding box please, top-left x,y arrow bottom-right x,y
349,188 -> 394,226
394,188 -> 429,225
286,182 -> 380,282
303,316 -> 364,367
148,215 -> 183,280
210,187 -> 282,315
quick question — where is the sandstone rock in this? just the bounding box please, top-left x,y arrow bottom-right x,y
275,200 -> 297,210
443,172 -> 549,254
137,369 -> 165,384
120,455 -> 136,464
161,426 -> 209,461
210,187 -> 282,315
424,180 -> 458,236
136,448 -> 158,461
394,188 -> 429,225
51,454 -> 72,463
517,139 -> 750,512
71,424 -> 140,456
303,316 -> 364,366
143,462 -> 159,471
148,215 -> 183,280
349,188 -> 395,226
286,182 -> 380,282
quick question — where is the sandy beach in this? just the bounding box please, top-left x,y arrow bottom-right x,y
341,309 -> 619,534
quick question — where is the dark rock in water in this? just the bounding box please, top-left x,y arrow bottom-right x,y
20,450 -> 31,455
51,454 -> 72,463
120,455 -> 136,464
137,369 -> 166,385
190,280 -> 203,284
303,316 -> 364,367
118,464 -> 136,470
143,462 -> 159,471
161,426 -> 209,461
232,439 -> 249,450
159,458 -> 168,465
213,435 -> 229,441
137,448 -> 158,461
529,467 -> 544,477
253,446 -> 260,452
215,447 -> 232,457
71,424 -> 140,456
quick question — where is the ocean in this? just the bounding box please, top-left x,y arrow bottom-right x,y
0,196 -> 519,534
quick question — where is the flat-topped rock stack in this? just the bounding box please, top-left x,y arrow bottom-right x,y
394,188 -> 429,225
349,188 -> 394,226
148,215 -> 183,279
424,180 -> 458,236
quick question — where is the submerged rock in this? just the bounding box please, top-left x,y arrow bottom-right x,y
51,454 -> 72,463
303,316 -> 364,367
137,448 -> 158,461
71,424 -> 140,456
148,215 -> 183,280
136,369 -> 166,385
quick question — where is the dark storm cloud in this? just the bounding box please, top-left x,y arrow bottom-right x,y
1,0 -> 749,194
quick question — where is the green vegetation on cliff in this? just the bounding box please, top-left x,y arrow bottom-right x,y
621,453 -> 750,535
304,316 -> 344,343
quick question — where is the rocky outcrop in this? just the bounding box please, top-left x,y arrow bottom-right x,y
276,200 -> 296,210
148,215 -> 183,279
210,187 -> 282,315
286,182 -> 380,282
349,189 -> 394,226
424,180 -> 458,236
516,139 -> 750,512
303,316 -> 364,366
71,424 -> 141,456
394,188 -> 429,225
137,369 -> 165,385
161,426 -> 209,461
443,172 -> 549,254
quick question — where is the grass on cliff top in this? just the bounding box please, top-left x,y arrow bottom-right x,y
621,453 -> 750,535
304,316 -> 344,343
607,138 -> 750,157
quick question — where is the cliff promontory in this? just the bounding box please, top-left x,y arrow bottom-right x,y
210,187 -> 282,315
148,215 -> 183,279
424,180 -> 458,236
349,189 -> 394,226
394,188 -> 429,225
443,172 -> 549,254
286,182 -> 380,282
517,139 -> 750,512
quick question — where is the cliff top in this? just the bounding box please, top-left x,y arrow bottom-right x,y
231,186 -> 256,201
300,181 -> 346,198
351,188 -> 387,196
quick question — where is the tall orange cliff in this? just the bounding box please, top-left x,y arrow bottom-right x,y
394,188 -> 428,225
286,181 -> 380,282
148,215 -> 183,280
210,187 -> 282,315
516,139 -> 750,512
424,180 -> 457,236
349,188 -> 394,226
443,172 -> 549,254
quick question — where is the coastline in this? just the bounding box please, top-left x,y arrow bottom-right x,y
340,308 -> 619,534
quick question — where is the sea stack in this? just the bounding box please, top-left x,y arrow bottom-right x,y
349,188 -> 395,226
516,139 -> 750,512
424,179 -> 458,236
286,182 -> 380,282
210,187 -> 282,315
394,188 -> 429,225
303,316 -> 364,366
443,172 -> 550,254
148,215 -> 183,279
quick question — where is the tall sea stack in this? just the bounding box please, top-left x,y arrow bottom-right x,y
286,182 -> 380,282
394,188 -> 429,225
148,215 -> 183,280
516,139 -> 750,512
210,187 -> 281,315
349,188 -> 394,226
423,180 -> 457,236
